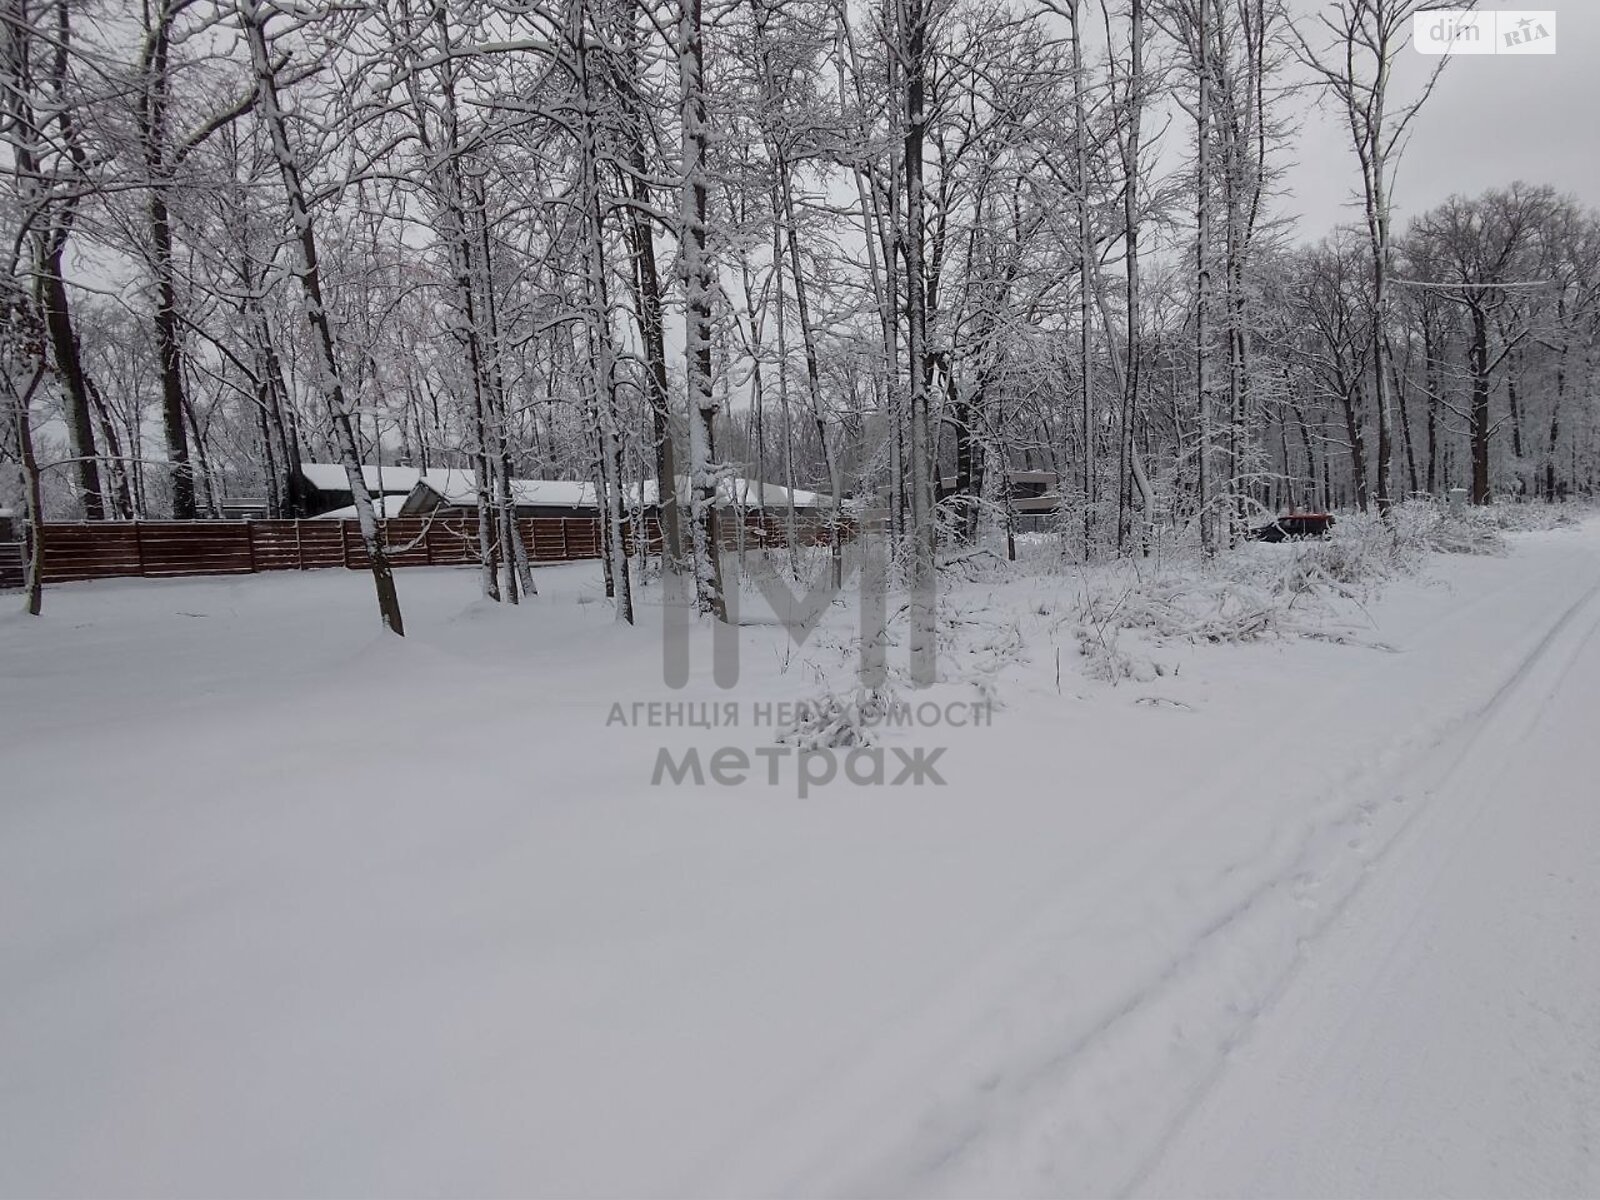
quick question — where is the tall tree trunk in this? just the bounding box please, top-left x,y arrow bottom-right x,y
1195,0 -> 1214,549
3,345 -> 48,615
37,235 -> 103,518
137,5 -> 196,519
617,8 -> 683,576
679,0 -> 724,620
1505,348 -> 1525,494
86,376 -> 135,517
472,175 -> 530,601
900,0 -> 935,683
1341,376 -> 1369,510
1469,305 -> 1491,504
243,0 -> 404,634
1546,331 -> 1566,501
16,392 -> 45,615
1371,257 -> 1393,512
1121,0 -> 1147,550
778,170 -> 843,585
1424,314 -> 1440,495
1388,343 -> 1419,496
1069,0 -> 1094,557
245,291 -> 295,518
409,1 -> 509,602
573,0 -> 631,623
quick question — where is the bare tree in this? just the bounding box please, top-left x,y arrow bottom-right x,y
1295,0 -> 1457,514
679,0 -> 725,619
241,0 -> 405,634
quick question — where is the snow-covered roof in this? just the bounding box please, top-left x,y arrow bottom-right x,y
412,468 -> 599,510
309,495 -> 409,520
718,478 -> 832,509
297,462 -> 424,495
595,476 -> 831,510
405,470 -> 834,512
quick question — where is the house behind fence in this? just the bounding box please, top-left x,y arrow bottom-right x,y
19,510 -> 839,587
0,466 -> 847,590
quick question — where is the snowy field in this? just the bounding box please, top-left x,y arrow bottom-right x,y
4,522 -> 1600,1197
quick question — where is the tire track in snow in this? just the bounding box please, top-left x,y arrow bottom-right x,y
1132,559 -> 1600,1197
1118,566 -> 1600,1197
689,532 -> 1600,1198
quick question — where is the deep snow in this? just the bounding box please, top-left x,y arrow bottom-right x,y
2,523 -> 1598,1197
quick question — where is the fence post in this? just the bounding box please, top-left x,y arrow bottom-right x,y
244,522 -> 257,573
133,520 -> 147,578
294,519 -> 305,569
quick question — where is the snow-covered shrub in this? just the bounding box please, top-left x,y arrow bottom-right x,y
1274,509 -> 1424,592
1075,562 -> 1299,649
1284,499 -> 1518,580
1071,509 -> 1427,663
1475,500 -> 1586,533
1079,636 -> 1140,683
775,688 -> 894,750
1409,495 -> 1593,552
1077,622 -> 1167,682
937,544 -> 1012,584
1055,493 -> 1592,688
1426,514 -> 1507,556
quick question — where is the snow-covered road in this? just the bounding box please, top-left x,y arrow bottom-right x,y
2,520 -> 1599,1197
737,525 -> 1600,1200
1137,551 -> 1600,1198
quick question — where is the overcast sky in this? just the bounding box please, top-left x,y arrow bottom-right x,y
1279,2 -> 1596,239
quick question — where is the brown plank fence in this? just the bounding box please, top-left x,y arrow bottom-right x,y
27,511 -> 841,586
0,540 -> 23,590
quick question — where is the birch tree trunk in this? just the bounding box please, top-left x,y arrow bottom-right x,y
1,270 -> 47,613
678,0 -> 725,619
572,0 -> 631,623
242,0 -> 404,635
10,380 -> 45,615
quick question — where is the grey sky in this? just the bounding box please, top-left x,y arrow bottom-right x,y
1279,2 -> 1597,240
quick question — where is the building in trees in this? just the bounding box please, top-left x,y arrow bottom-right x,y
400,470 -> 835,523
289,464 -> 425,519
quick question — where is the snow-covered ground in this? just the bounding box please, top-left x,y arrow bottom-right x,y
2,521 -> 1598,1197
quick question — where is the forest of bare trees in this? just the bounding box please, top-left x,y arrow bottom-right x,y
4,0 -> 1599,627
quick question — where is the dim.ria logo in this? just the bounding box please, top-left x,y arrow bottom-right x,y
1413,10 -> 1555,55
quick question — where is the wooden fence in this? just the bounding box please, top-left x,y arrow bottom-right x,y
0,540 -> 21,590
13,511 -> 838,586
